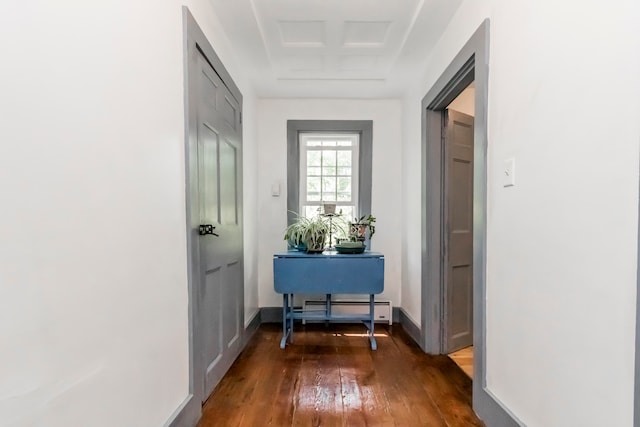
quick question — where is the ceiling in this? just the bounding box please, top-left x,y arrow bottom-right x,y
208,0 -> 464,98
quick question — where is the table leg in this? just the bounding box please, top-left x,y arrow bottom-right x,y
369,294 -> 377,350
325,293 -> 331,327
289,293 -> 294,343
280,293 -> 291,349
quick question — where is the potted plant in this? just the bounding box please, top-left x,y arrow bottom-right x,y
301,215 -> 330,253
284,218 -> 307,251
350,214 -> 376,242
284,213 -> 330,253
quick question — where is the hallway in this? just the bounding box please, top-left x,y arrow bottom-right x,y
198,324 -> 484,427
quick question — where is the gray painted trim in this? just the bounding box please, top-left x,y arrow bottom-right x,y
179,7 -> 245,427
244,310 -> 261,345
286,120 -> 373,227
476,389 -> 524,427
391,306 -> 400,324
261,306 -> 285,323
163,395 -> 198,427
420,19 -> 521,426
182,8 -> 204,426
635,148 -> 640,427
399,308 -> 422,346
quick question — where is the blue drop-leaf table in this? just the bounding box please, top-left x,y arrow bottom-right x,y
273,251 -> 385,350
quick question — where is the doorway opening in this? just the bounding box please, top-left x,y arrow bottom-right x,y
420,19 -> 517,426
444,82 -> 476,379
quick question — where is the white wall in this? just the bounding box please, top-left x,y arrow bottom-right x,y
0,1 -> 258,426
402,0 -> 640,426
256,99 -> 403,309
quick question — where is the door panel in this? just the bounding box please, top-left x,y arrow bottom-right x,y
451,265 -> 473,340
221,96 -> 238,131
200,125 -> 220,223
219,139 -> 238,225
203,267 -> 223,368
195,50 -> 244,400
223,260 -> 242,348
443,109 -> 474,353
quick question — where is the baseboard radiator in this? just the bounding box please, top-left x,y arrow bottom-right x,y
302,299 -> 392,325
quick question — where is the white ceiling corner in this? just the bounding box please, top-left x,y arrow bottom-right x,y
208,0 -> 465,98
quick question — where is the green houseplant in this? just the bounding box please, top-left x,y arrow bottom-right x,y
284,213 -> 331,253
284,213 -> 310,251
302,215 -> 330,253
350,214 -> 376,242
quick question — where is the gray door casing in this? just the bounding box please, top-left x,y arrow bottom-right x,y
421,19 -> 521,426
173,7 -> 244,426
443,109 -> 475,354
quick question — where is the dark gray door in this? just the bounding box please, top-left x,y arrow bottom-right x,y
195,50 -> 243,399
443,109 -> 474,353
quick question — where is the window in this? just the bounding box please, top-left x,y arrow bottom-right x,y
287,120 -> 372,227
299,133 -> 359,219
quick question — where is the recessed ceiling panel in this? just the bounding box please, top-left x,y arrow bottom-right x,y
342,21 -> 391,47
338,55 -> 380,71
282,55 -> 325,72
209,0 -> 465,97
278,20 -> 326,46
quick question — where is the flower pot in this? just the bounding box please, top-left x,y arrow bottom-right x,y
323,203 -> 336,215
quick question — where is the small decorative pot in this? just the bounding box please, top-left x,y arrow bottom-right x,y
323,203 -> 336,215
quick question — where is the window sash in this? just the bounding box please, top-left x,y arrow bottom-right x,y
299,133 -> 359,217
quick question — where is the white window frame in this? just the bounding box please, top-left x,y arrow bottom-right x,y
298,132 -> 360,218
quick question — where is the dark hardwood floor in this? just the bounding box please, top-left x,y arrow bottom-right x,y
198,323 -> 484,427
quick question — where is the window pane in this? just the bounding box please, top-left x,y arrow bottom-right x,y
337,151 -> 351,166
307,151 -> 321,166
307,166 -> 321,176
322,151 -> 337,167
336,140 -> 352,146
322,140 -> 337,147
307,192 -> 321,201
322,166 -> 336,176
337,167 -> 351,176
307,177 -> 320,193
322,177 -> 336,194
340,206 -> 355,220
337,177 -> 351,193
304,205 -> 321,218
337,192 -> 351,202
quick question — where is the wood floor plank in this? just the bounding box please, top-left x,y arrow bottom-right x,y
198,323 -> 484,427
391,328 -> 483,427
372,327 -> 449,427
336,326 -> 395,427
291,325 -> 344,427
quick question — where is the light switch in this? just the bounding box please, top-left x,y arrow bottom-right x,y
503,158 -> 515,187
271,182 -> 280,197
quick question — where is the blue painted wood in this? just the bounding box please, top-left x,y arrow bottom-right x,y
273,251 -> 384,294
273,251 -> 385,350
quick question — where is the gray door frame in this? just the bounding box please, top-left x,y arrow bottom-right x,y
169,7 -> 244,427
635,150 -> 640,427
420,20 -> 520,426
